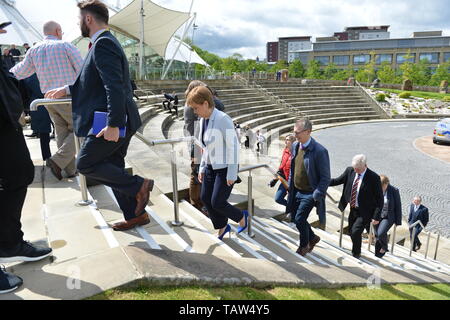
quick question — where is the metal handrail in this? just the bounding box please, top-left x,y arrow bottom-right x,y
133,132 -> 196,227
29,98 -> 92,207
238,163 -> 288,238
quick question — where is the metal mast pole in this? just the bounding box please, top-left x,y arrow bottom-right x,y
139,0 -> 145,80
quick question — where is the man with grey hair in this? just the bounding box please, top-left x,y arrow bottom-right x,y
10,20 -> 83,180
286,118 -> 330,257
330,154 -> 383,259
407,196 -> 429,251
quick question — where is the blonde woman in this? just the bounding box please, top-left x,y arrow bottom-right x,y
186,86 -> 248,240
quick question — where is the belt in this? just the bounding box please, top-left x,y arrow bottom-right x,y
294,188 -> 313,195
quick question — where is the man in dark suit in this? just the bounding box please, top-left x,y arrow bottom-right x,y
286,118 -> 330,256
329,154 -> 383,258
46,0 -> 154,231
408,196 -> 429,251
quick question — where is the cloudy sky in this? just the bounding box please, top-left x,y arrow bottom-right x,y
14,0 -> 450,59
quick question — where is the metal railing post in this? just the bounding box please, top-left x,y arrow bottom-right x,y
390,224 -> 397,254
170,144 -> 183,227
434,233 -> 440,260
424,231 -> 432,259
410,227 -> 417,257
30,98 -> 92,206
339,210 -> 345,248
247,170 -> 255,238
73,136 -> 93,206
368,222 -> 374,252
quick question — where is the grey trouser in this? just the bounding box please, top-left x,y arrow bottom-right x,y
45,103 -> 76,176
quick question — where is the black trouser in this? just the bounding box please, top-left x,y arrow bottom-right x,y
348,208 -> 370,256
0,126 -> 34,249
0,187 -> 27,249
39,132 -> 51,160
410,226 -> 423,250
200,166 -> 243,230
76,131 -> 144,221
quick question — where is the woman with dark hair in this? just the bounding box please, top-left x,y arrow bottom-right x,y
186,86 -> 248,240
373,175 -> 402,258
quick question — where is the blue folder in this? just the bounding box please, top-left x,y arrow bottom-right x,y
92,111 -> 126,138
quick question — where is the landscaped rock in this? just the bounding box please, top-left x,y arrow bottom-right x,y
440,80 -> 448,94
402,79 -> 413,91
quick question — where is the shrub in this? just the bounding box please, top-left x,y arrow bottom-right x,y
443,96 -> 450,102
399,92 -> 411,99
375,93 -> 386,102
385,93 -> 391,98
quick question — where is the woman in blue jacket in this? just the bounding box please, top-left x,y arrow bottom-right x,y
186,86 -> 248,240
373,175 -> 402,258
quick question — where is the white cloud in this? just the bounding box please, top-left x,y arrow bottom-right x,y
12,0 -> 450,59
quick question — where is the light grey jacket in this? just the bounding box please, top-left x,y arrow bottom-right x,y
198,108 -> 239,181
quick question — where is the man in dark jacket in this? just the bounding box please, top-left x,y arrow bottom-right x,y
0,27 -> 52,294
286,118 -> 330,257
408,196 -> 429,251
46,0 -> 153,232
329,154 -> 383,259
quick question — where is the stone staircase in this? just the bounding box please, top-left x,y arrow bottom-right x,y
3,80 -> 449,300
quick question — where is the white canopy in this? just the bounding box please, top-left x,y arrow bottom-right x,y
0,0 -> 43,46
165,37 -> 208,66
109,0 -> 191,58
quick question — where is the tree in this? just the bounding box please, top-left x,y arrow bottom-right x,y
288,59 -> 305,78
323,62 -> 338,80
355,52 -> 376,84
377,61 -> 397,84
429,61 -> 450,86
331,67 -> 354,81
269,60 -> 288,73
412,59 -> 432,86
399,50 -> 415,81
305,60 -> 322,79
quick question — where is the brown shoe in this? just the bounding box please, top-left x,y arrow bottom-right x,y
112,213 -> 150,231
308,235 -> 321,253
296,245 -> 310,257
135,179 -> 154,215
46,158 -> 63,180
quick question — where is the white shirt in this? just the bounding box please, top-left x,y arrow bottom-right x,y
352,168 -> 367,208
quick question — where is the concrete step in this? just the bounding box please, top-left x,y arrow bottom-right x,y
284,98 -> 367,107
302,107 -> 377,116
228,106 -> 285,118
231,108 -> 287,124
293,102 -> 369,110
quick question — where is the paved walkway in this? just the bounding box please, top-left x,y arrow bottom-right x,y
414,136 -> 450,164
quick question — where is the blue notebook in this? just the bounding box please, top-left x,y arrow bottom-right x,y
92,111 -> 127,138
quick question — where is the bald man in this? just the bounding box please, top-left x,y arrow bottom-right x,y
10,21 -> 83,180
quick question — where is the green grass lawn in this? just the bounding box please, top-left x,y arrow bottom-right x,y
379,88 -> 450,101
88,283 -> 450,300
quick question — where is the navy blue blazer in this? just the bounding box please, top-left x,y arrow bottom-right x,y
375,184 -> 402,225
408,204 -> 429,230
286,138 -> 330,214
70,31 -> 141,137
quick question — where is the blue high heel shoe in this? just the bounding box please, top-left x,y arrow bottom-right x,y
237,210 -> 249,234
218,224 -> 231,240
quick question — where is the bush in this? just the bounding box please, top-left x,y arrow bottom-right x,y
399,92 -> 411,99
443,96 -> 450,102
375,93 -> 386,102
385,94 -> 391,98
